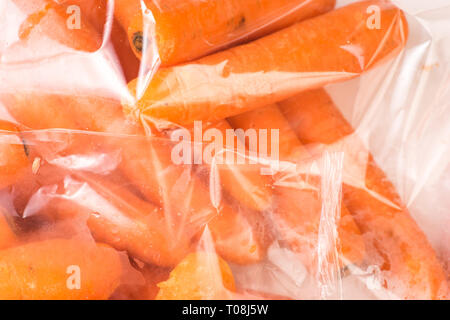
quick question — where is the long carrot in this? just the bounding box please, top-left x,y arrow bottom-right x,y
228,105 -> 365,269
41,168 -> 195,267
278,89 -> 449,300
125,0 -> 408,127
115,136 -> 270,265
228,105 -> 310,163
0,239 -> 121,300
0,121 -> 29,189
156,252 -> 235,300
1,0 -> 271,264
111,19 -> 141,82
4,89 -> 269,265
58,0 -> 141,82
114,0 -> 336,65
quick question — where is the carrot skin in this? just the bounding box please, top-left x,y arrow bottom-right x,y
1,0 -> 269,265
57,0 -> 141,81
228,105 -> 310,163
125,0 -> 409,127
182,120 -> 273,212
279,89 -> 449,300
44,170 -> 195,267
0,239 -> 121,300
0,212 -> 17,250
3,91 -> 268,265
0,121 -> 29,189
56,0 -> 108,34
140,265 -> 171,300
156,252 -> 235,300
119,139 -> 269,265
116,0 -> 336,65
228,105 -> 365,269
8,0 -> 267,268
13,0 -> 102,52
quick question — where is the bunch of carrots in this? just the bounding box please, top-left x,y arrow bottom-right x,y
0,0 -> 448,300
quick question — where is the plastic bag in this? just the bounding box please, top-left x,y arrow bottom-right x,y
0,0 -> 448,300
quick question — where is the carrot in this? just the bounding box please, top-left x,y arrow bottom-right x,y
0,121 -> 29,189
0,211 -> 17,250
110,263 -> 171,300
228,105 -> 365,269
115,137 -> 269,265
115,0 -> 336,65
4,90 -> 269,265
140,265 -> 171,300
156,252 -> 235,300
125,0 -> 409,128
56,98 -> 271,264
43,170 -> 195,267
177,120 -> 273,212
56,0 -> 108,34
12,0 -> 138,80
13,0 -> 102,52
232,289 -> 292,300
0,239 -> 121,300
58,0 -> 141,81
2,0 -> 270,263
21,155 -> 193,267
111,19 -> 141,82
278,89 -> 449,300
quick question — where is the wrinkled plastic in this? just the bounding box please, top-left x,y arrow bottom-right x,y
0,0 -> 449,300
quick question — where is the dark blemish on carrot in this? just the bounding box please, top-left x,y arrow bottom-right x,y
133,32 -> 144,53
21,138 -> 30,157
237,16 -> 246,29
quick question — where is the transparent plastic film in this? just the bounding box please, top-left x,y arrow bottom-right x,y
0,0 -> 449,300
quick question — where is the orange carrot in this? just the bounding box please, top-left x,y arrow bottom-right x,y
177,120 -> 273,212
57,0 -> 141,81
232,289 -> 292,300
0,239 -> 121,300
115,138 -> 269,265
228,105 -> 365,269
140,265 -> 171,300
115,0 -> 336,65
0,210 -> 17,250
156,252 -> 235,300
110,263 -> 171,300
1,0 -> 270,262
125,0 -> 408,127
63,99 -> 271,264
0,121 -> 29,189
228,105 -> 310,163
4,91 -> 269,265
21,156 -> 193,267
279,89 -> 449,300
13,0 -> 102,52
43,170 -> 195,267
56,0 -> 108,34
6,0 -> 269,266
111,19 -> 141,82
